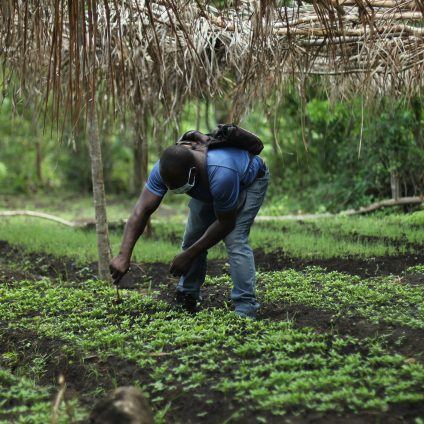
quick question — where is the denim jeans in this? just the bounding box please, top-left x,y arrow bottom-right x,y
177,169 -> 270,318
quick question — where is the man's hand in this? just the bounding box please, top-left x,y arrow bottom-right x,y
111,188 -> 162,284
169,209 -> 237,278
169,250 -> 196,277
109,254 -> 130,284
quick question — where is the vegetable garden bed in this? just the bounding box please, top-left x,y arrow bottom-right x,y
0,216 -> 423,423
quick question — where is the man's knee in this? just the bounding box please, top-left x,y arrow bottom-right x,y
224,230 -> 250,254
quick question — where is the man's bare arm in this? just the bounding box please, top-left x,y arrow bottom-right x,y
188,209 -> 237,256
169,209 -> 237,277
110,188 -> 162,279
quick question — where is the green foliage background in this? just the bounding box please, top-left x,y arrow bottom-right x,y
1,87 -> 423,213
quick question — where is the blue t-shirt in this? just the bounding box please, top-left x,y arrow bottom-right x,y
145,147 -> 264,212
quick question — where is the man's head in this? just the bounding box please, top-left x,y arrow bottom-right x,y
159,145 -> 197,193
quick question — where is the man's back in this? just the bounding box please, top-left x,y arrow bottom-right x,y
146,147 -> 264,211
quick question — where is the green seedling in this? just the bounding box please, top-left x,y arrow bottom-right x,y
2,275 -> 424,423
2,213 -> 422,264
1,210 -> 424,422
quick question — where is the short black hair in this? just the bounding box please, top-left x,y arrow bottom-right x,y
159,145 -> 195,185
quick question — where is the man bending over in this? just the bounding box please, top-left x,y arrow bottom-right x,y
109,138 -> 269,318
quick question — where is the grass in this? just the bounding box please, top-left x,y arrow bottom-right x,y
0,192 -> 138,222
314,213 -> 424,244
0,212 -> 421,266
1,192 -> 423,262
1,203 -> 424,422
0,192 -> 191,223
1,276 -> 423,422
250,224 -> 407,258
0,218 -> 199,263
249,212 -> 424,258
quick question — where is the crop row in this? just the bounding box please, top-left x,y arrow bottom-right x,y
1,273 -> 423,423
1,214 -> 423,265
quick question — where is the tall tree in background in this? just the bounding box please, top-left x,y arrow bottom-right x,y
132,103 -> 149,195
29,95 -> 43,186
81,2 -> 111,280
86,102 -> 111,279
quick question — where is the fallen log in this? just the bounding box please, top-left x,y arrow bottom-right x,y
257,196 -> 424,221
0,196 -> 422,227
0,210 -> 76,227
342,196 -> 424,215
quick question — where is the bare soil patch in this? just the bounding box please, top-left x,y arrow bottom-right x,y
2,240 -> 424,289
151,280 -> 424,363
254,249 -> 424,279
259,304 -> 424,362
1,239 -> 424,422
1,328 -> 422,424
2,238 -> 423,364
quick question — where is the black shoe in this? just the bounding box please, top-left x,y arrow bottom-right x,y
175,291 -> 197,314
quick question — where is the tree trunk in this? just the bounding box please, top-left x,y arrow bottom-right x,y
132,108 -> 148,194
195,100 -> 201,130
87,104 -> 112,281
133,105 -> 153,238
35,140 -> 42,182
29,98 -> 42,184
390,171 -> 401,200
205,99 -> 212,131
265,104 -> 284,181
132,137 -> 143,193
412,97 -> 423,148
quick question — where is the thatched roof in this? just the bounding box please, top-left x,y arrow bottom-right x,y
1,0 -> 424,120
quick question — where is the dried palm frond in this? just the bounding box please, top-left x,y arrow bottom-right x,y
1,0 -> 423,123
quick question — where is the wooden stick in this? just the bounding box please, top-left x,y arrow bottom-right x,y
273,11 -> 424,27
272,23 -> 424,36
0,210 -> 76,227
331,0 -> 419,9
255,196 -> 424,221
342,196 -> 424,215
51,375 -> 66,424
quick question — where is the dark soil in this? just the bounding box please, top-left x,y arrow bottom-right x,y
403,272 -> 424,286
0,240 -> 98,284
258,304 -> 424,362
254,249 -> 424,279
0,328 -> 152,411
0,266 -> 37,284
2,240 -> 424,289
1,328 -> 423,424
1,239 -> 424,423
121,248 -> 424,290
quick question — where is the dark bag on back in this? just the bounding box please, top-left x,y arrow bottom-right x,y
177,124 -> 264,155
